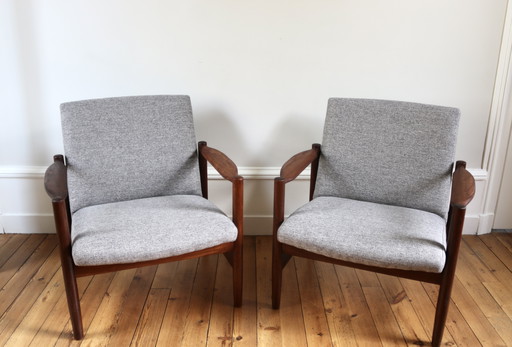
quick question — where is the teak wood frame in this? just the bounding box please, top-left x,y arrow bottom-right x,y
44,141 -> 243,340
272,143 -> 476,347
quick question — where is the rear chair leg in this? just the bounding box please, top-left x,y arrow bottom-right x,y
272,242 -> 283,309
233,243 -> 243,307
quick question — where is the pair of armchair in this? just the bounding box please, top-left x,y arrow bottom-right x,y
45,95 -> 474,346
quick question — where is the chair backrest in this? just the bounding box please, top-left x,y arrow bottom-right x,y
314,98 -> 460,219
61,95 -> 202,213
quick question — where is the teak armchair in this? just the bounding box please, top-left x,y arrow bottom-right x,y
272,98 -> 475,346
44,95 -> 243,340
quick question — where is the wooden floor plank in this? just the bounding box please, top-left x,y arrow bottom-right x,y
107,265 -> 160,347
278,258 -> 308,347
0,246 -> 61,345
79,268 -> 138,347
28,276 -> 92,347
54,272 -> 117,345
363,285 -> 407,347
155,258 -> 199,346
422,281 -> 483,347
151,261 -> 179,289
450,277 -> 507,346
315,262 -> 358,347
398,278 -> 457,346
0,234 -> 46,289
232,236 -> 257,347
377,274 -> 431,346
0,234 -> 57,316
130,288 -> 170,347
335,265 -> 383,347
459,237 -> 512,345
180,255 -> 218,346
294,257 -> 331,346
0,234 -> 29,268
0,233 -> 13,250
4,265 -> 68,346
207,255 -> 235,347
255,236 -> 282,347
2,234 -> 512,346
482,281 -> 512,320
479,233 -> 512,275
463,236 -> 512,286
495,233 -> 512,254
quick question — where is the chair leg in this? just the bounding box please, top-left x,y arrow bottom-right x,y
233,243 -> 243,307
61,256 -> 84,340
432,277 -> 455,347
272,241 -> 283,309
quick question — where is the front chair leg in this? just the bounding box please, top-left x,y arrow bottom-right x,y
432,273 -> 456,346
61,255 -> 83,339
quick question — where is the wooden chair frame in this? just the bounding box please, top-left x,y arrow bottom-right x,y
44,141 -> 243,340
272,143 -> 475,347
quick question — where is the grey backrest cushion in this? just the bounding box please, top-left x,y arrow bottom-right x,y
314,98 -> 460,219
61,95 -> 202,213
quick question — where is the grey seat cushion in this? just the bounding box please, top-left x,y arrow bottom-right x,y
71,195 -> 238,266
314,98 -> 460,219
278,197 -> 447,273
61,95 -> 202,213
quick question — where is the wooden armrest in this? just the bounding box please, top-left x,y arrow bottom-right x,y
44,155 -> 68,202
450,161 -> 475,209
279,146 -> 320,183
199,144 -> 241,182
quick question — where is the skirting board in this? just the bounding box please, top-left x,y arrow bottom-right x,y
0,213 -> 482,235
0,166 -> 489,235
1,214 -> 55,234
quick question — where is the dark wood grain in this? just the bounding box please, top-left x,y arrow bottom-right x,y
198,141 -> 209,199
199,144 -> 240,182
309,144 -> 321,201
44,155 -> 68,201
451,161 -> 476,209
279,146 -> 320,183
75,242 -> 235,277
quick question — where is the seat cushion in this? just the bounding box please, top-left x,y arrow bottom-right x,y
278,196 -> 447,273
71,195 -> 238,266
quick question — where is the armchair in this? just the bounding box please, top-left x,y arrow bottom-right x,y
44,95 -> 243,340
272,98 -> 475,346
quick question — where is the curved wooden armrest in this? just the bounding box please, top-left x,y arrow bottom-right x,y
279,146 -> 321,183
44,155 -> 68,202
450,161 -> 475,209
199,144 -> 241,182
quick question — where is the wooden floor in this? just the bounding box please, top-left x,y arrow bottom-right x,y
1,234 -> 512,346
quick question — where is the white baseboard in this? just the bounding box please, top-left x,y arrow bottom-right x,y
477,213 -> 495,235
463,215 -> 482,235
1,213 -> 55,234
0,165 -> 490,235
244,216 -> 273,235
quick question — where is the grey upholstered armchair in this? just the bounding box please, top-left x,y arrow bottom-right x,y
44,95 -> 243,340
272,98 -> 475,346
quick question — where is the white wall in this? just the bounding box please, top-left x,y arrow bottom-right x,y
0,0 -> 508,234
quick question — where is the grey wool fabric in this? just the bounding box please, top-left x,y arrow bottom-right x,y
61,95 -> 202,214
71,195 -> 238,266
314,98 -> 460,219
279,98 -> 461,274
60,95 -> 237,266
278,197 -> 447,273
